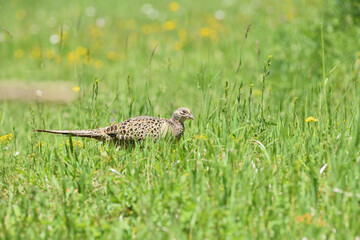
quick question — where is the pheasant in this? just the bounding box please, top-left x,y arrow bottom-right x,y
36,107 -> 194,146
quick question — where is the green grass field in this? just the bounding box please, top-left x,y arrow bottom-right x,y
1,0 -> 359,239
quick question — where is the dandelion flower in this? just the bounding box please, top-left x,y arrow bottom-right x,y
67,51 -> 78,63
85,6 -> 97,17
72,86 -> 80,92
76,46 -> 88,56
214,10 -> 225,20
49,34 -> 60,45
199,27 -> 210,37
163,21 -> 176,31
169,2 -> 180,12
305,116 -> 318,123
96,18 -> 106,28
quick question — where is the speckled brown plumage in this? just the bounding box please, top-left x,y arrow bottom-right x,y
37,107 -> 194,146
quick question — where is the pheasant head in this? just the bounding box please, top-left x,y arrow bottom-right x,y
171,107 -> 194,123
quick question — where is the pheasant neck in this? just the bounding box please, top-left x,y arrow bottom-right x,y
170,118 -> 184,128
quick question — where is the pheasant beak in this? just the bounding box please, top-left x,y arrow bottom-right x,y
188,113 -> 195,120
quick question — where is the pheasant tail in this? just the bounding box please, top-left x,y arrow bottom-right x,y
36,129 -> 109,141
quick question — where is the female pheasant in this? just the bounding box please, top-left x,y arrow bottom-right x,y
37,107 -> 194,146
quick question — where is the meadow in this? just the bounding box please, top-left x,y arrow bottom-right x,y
0,0 -> 359,239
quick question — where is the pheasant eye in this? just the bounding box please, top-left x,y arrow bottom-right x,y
181,110 -> 186,114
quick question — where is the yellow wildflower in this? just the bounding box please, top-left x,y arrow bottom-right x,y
199,27 -> 217,39
67,51 -> 77,63
199,27 -> 210,37
169,2 -> 180,12
297,213 -> 310,224
305,116 -> 318,123
76,46 -> 88,56
67,47 -> 89,64
296,213 -> 325,226
293,97 -> 298,102
98,145 -> 109,153
35,141 -> 45,148
195,134 -> 207,140
0,133 -> 13,146
163,21 -> 176,31
16,9 -> 26,20
14,49 -> 24,59
65,139 -> 83,148
72,86 -> 80,92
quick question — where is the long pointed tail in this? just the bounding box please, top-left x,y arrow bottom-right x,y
36,129 -> 108,141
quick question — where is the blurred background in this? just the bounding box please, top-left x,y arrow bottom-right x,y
0,0 -> 359,121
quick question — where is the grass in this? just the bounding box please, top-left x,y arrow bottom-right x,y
0,0 -> 360,239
